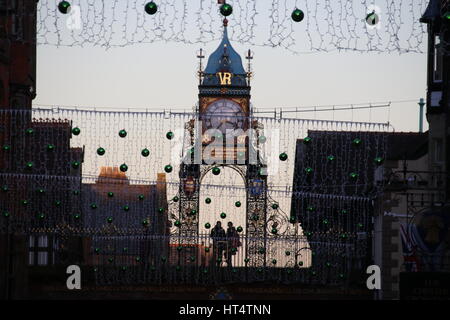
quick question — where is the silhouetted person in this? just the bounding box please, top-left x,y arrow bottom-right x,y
225,222 -> 241,267
210,221 -> 226,267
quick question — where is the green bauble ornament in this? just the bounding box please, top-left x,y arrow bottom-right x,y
118,129 -> 127,138
220,212 -> 226,219
244,258 -> 250,263
271,228 -> 278,234
323,219 -> 328,225
58,1 -> 71,14
164,164 -> 173,173
37,188 -> 45,195
236,226 -> 243,233
271,203 -> 279,209
108,192 -> 114,198
72,190 -> 80,195
190,209 -> 197,216
303,136 -> 312,145
235,201 -> 241,207
341,209 -> 348,214
161,256 -> 167,262
205,223 -> 211,229
272,259 -> 277,265
174,220 -> 181,227
37,212 -> 45,219
212,167 -> 221,175
120,163 -> 128,172
285,250 -> 291,256
94,248 -> 100,254
305,167 -> 313,175
142,219 -> 149,226
177,246 -> 183,252
237,151 -> 245,159
327,155 -> 336,161
121,266 -> 127,271
90,203 -> 97,209
258,248 -> 266,254
349,172 -> 359,180
2,144 -> 11,151
258,135 -> 267,144
291,8 -> 305,22
25,128 -> 34,135
97,147 -> 105,156
144,2 -> 158,15
307,206 -> 315,212
25,161 -> 33,169
1,185 -> 8,192
3,211 -> 10,218
205,197 -> 211,204
220,3 -> 233,16
141,148 -> 150,157
279,152 -> 288,161
107,217 -> 113,223
166,131 -> 174,140
123,205 -> 130,212
374,157 -> 384,165
158,207 -> 164,213
47,144 -> 56,151
71,161 -> 80,169
205,247 -> 210,253
172,196 -> 179,202
138,194 -> 144,200
108,257 -> 114,263
73,214 -> 80,220
352,138 -> 362,146
21,199 -> 29,206
72,127 -> 80,135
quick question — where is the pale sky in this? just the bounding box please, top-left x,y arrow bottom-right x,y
34,0 -> 430,133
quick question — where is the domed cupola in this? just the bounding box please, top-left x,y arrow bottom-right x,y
200,20 -> 249,89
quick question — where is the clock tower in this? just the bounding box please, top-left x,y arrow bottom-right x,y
176,19 -> 268,267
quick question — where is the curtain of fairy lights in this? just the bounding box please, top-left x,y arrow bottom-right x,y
0,108 -> 388,285
18,0 -> 428,53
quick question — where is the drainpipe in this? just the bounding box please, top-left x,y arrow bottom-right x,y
418,98 -> 425,133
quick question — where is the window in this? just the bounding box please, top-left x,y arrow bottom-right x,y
434,138 -> 443,163
28,235 -> 54,266
434,36 -> 443,82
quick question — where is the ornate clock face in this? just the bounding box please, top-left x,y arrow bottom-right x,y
203,99 -> 245,134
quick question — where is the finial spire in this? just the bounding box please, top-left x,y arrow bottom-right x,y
223,18 -> 228,27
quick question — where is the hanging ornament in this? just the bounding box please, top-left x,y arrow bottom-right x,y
164,164 -> 173,173
120,163 -> 128,172
142,219 -> 149,226
58,1 -> 71,14
72,127 -> 80,135
271,203 -> 279,209
1,185 -> 8,192
258,248 -> 266,254
25,128 -> 34,135
220,3 -> 233,16
236,226 -> 243,233
374,157 -> 384,165
158,207 -> 165,213
90,203 -> 98,209
205,223 -> 211,229
21,200 -> 29,206
3,211 -> 10,218
37,188 -> 45,195
285,250 -> 291,256
305,167 -> 313,175
97,147 -> 105,156
174,220 -> 181,227
291,8 -> 305,22
349,172 -> 359,180
212,167 -> 221,175
327,155 -> 336,161
144,2 -> 158,15
365,10 -> 379,26
141,148 -> 150,157
220,212 -> 226,219
303,136 -> 312,145
47,144 -> 55,151
237,151 -> 246,159
272,259 -> 277,265
25,161 -> 34,169
118,129 -> 127,138
108,192 -> 114,198
138,194 -> 145,200
279,153 -> 288,161
71,161 -> 80,169
235,201 -> 241,208
172,196 -> 179,202
205,197 -> 212,204
2,144 -> 11,151
190,209 -> 197,216
72,190 -> 80,196
271,228 -> 278,234
258,135 -> 267,144
123,205 -> 130,212
107,217 -> 113,223
205,247 -> 210,253
352,138 -> 362,146
73,214 -> 81,220
341,209 -> 348,214
166,131 -> 174,140
37,213 -> 45,219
